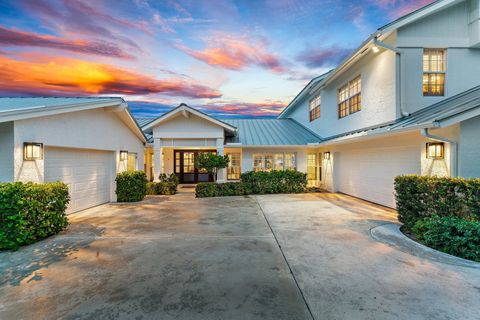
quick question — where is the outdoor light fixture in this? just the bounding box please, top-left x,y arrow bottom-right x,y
372,45 -> 380,53
23,142 -> 43,161
426,142 -> 444,159
120,150 -> 128,161
324,152 -> 331,160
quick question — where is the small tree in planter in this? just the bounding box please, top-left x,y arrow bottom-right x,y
195,153 -> 229,182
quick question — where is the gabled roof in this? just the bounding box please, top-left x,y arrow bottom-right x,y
0,97 -> 147,143
279,0 -> 463,117
136,117 -> 156,128
319,85 -> 480,145
142,103 -> 237,134
222,118 -> 322,146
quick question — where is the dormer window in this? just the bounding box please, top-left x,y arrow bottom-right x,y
309,94 -> 321,121
423,49 -> 445,96
338,76 -> 362,119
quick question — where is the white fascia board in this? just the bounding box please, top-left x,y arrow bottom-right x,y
436,106 -> 480,128
0,99 -> 123,123
241,145 -> 309,148
143,104 -> 237,133
225,143 -> 243,148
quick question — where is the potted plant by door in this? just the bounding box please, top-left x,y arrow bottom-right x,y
194,153 -> 229,182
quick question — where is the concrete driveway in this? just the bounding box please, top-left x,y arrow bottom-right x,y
1,190 -> 479,319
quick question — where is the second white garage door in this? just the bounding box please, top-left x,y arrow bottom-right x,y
336,145 -> 420,208
44,147 -> 113,213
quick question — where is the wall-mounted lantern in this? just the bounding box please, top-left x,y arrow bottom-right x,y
120,150 -> 128,161
324,152 -> 331,160
426,142 -> 444,159
23,142 -> 43,161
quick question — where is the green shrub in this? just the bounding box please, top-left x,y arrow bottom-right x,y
146,182 -> 177,195
158,173 -> 179,186
412,216 -> 480,262
394,175 -> 480,230
0,182 -> 70,250
196,182 -> 250,198
196,170 -> 307,198
240,170 -> 307,194
115,171 -> 147,202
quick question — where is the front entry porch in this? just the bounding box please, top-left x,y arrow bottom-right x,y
173,150 -> 216,183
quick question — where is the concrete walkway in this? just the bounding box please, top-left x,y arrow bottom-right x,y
0,191 -> 479,319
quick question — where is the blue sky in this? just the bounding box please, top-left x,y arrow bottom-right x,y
0,0 -> 432,118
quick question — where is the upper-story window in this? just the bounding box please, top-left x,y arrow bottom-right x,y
423,49 -> 445,96
309,94 -> 321,121
338,76 -> 362,119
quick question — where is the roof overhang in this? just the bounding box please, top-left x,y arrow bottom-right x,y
0,98 -> 147,143
142,103 -> 237,134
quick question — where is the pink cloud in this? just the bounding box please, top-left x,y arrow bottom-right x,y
297,46 -> 353,68
200,100 -> 287,117
371,0 -> 435,19
0,26 -> 134,59
176,34 -> 285,72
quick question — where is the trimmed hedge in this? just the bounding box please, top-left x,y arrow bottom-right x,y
412,216 -> 480,262
146,182 -> 177,195
115,171 -> 147,202
0,182 -> 70,250
394,175 -> 480,230
241,170 -> 307,194
196,170 -> 307,198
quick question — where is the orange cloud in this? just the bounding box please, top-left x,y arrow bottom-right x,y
176,35 -> 285,72
0,55 -> 222,98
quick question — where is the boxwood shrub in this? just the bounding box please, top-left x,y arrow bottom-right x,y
196,170 -> 307,198
412,216 -> 480,262
146,182 -> 177,195
0,182 -> 70,250
394,175 -> 480,230
115,170 -> 147,202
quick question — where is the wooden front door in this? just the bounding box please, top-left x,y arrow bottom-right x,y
174,150 -> 216,183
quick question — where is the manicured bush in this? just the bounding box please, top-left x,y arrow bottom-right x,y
115,171 -> 147,202
412,216 -> 480,262
241,170 -> 307,194
196,182 -> 251,198
196,170 -> 307,197
394,175 -> 480,230
0,182 -> 70,250
146,182 -> 177,195
158,173 -> 179,186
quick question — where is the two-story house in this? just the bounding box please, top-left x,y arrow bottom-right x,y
141,0 -> 480,208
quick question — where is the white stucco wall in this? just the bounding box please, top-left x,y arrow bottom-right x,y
287,48 -> 397,138
13,108 -> 145,183
0,121 -> 14,182
153,113 -> 224,139
459,115 -> 480,178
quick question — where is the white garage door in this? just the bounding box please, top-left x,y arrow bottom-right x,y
45,147 -> 113,213
336,145 -> 420,208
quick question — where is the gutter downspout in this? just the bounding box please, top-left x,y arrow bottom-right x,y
421,128 -> 458,177
373,37 -> 410,117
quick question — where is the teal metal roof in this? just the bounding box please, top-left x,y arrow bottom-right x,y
0,97 -> 123,114
136,117 -> 156,127
221,118 -> 322,146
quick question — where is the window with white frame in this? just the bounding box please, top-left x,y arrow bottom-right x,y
227,153 -> 241,180
423,49 -> 445,96
252,153 -> 296,171
309,94 -> 321,121
338,76 -> 362,119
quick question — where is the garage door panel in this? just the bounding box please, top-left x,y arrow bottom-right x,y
44,147 -> 113,213
337,145 -> 419,207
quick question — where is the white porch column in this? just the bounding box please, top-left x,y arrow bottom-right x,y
216,138 -> 226,183
153,138 -> 163,182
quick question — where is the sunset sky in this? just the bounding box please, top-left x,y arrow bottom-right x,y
0,0 -> 433,118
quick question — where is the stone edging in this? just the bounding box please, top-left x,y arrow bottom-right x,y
370,223 -> 480,269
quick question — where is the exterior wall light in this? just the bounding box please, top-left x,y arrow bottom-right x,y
324,152 -> 331,160
372,45 -> 380,53
426,142 -> 444,159
23,142 -> 43,161
120,150 -> 128,161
